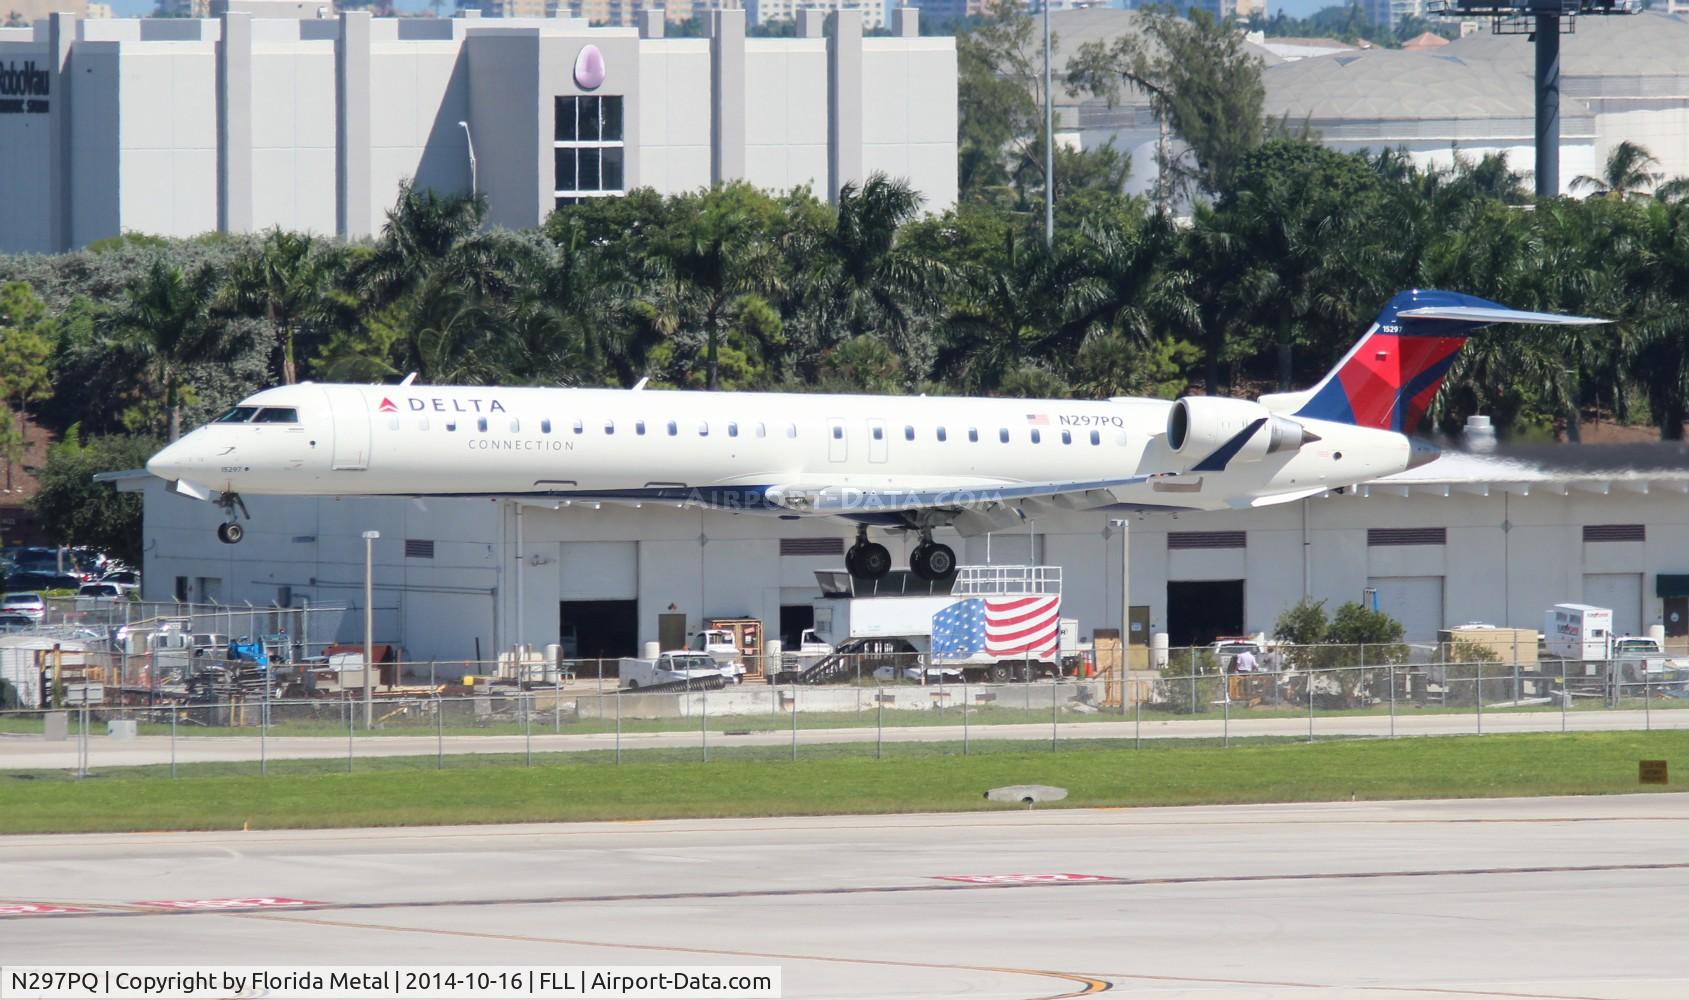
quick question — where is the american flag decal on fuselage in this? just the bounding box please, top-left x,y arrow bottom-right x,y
932,595 -> 1061,660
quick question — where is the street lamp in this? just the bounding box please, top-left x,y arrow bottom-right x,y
362,530 -> 379,729
457,121 -> 478,199
1110,517 -> 1131,678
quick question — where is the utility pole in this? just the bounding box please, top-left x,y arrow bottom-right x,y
362,530 -> 379,729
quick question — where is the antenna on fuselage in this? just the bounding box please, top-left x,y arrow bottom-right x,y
399,372 -> 419,386
631,377 -> 649,391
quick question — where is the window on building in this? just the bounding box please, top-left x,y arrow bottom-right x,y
554,95 -> 625,208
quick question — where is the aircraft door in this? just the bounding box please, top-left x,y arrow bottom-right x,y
827,418 -> 847,463
867,418 -> 887,463
328,387 -> 371,470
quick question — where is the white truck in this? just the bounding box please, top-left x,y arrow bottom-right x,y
689,629 -> 748,678
1543,604 -> 1613,662
618,652 -> 735,690
806,566 -> 1075,683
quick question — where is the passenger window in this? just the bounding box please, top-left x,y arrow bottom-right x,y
388,416 -> 400,431
698,422 -> 708,437
510,418 -> 520,433
636,420 -> 646,435
1061,430 -> 1071,445
786,423 -> 797,438
998,428 -> 1008,443
968,428 -> 978,443
573,419 -> 584,434
604,420 -> 615,435
477,417 -> 488,432
832,426 -> 843,440
1030,429 -> 1041,444
1116,429 -> 1128,445
446,420 -> 457,432
667,420 -> 678,436
540,419 -> 551,434
756,422 -> 767,438
419,417 -> 430,431
728,422 -> 738,438
937,427 -> 947,442
904,426 -> 914,441
1090,430 -> 1100,445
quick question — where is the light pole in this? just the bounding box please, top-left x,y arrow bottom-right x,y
362,530 -> 379,729
457,121 -> 478,199
1041,0 -> 1053,247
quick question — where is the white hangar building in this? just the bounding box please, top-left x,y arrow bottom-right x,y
0,6 -> 957,253
116,442 -> 1689,661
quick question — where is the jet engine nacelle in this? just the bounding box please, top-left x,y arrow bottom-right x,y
1166,396 -> 1314,467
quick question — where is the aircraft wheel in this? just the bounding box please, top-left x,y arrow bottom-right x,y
922,542 -> 955,578
856,542 -> 892,579
217,522 -> 244,545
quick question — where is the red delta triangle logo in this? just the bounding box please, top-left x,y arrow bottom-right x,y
378,398 -> 398,413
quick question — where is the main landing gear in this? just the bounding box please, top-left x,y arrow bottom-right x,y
845,526 -> 957,583
845,527 -> 892,580
215,492 -> 249,545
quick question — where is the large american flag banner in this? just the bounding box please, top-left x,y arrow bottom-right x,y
931,596 -> 1061,660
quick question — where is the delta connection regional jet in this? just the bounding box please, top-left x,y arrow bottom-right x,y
146,290 -> 1604,581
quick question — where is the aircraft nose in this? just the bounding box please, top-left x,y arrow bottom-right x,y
146,440 -> 193,481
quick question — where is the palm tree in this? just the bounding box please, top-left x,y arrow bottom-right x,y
791,174 -> 945,363
1572,141 -> 1662,200
357,178 -> 485,309
643,191 -> 782,390
104,259 -> 239,441
1625,199 -> 1689,439
937,228 -> 1065,393
225,228 -> 351,384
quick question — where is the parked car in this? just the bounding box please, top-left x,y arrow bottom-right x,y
0,613 -> 33,633
77,582 -> 124,600
100,569 -> 140,592
1,592 -> 46,623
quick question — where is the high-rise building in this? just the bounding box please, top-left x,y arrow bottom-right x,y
0,7 -> 956,251
747,0 -> 883,32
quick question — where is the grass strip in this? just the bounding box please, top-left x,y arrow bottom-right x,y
1,730 -> 1684,836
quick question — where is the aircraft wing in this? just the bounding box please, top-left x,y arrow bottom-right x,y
763,474 -> 1166,515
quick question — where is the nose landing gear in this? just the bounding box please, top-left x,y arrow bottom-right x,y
216,492 -> 249,545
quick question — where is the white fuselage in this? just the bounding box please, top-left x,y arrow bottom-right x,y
145,383 -> 1415,516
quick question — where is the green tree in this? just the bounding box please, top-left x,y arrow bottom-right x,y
31,431 -> 160,566
356,178 -> 486,309
0,282 -> 53,494
102,260 -> 240,441
224,228 -> 354,384
955,0 -> 1040,205
1572,141 -> 1663,200
1066,8 -> 1266,199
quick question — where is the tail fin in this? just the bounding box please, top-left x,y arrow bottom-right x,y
1275,289 -> 1608,433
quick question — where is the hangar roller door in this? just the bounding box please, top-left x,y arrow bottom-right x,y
559,541 -> 637,601
1367,576 -> 1443,641
1584,573 -> 1643,637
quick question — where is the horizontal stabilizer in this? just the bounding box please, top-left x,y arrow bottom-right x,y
1396,305 -> 1609,326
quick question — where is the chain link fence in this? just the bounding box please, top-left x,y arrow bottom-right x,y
4,645 -> 1687,780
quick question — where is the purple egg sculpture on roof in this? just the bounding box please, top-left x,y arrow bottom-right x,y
574,45 -> 606,91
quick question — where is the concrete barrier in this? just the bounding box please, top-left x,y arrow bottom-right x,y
570,682 -> 1105,720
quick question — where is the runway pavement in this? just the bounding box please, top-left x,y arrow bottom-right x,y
3,795 -> 1688,998
1,707 -> 1686,770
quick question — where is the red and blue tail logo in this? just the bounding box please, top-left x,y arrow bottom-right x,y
1292,290 -> 1604,433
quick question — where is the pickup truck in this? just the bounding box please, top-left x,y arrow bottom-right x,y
618,652 -> 736,690
1611,636 -> 1682,675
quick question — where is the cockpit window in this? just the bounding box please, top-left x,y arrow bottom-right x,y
252,407 -> 299,424
216,406 -> 258,423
